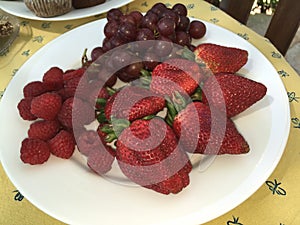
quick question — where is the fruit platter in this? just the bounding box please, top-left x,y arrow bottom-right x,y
0,3 -> 290,225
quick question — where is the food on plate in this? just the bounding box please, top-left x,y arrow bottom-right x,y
194,43 -> 249,74
72,0 -> 106,9
24,0 -> 72,18
115,117 -> 192,195
201,73 -> 267,117
16,3 -> 268,195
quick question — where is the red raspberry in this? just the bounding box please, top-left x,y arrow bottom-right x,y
30,92 -> 62,120
63,68 -> 85,82
77,130 -> 100,156
28,120 -> 61,141
48,130 -> 75,159
42,67 -> 64,91
20,138 -> 51,165
63,76 -> 81,99
87,146 -> 115,175
23,81 -> 47,98
58,97 -> 95,129
17,98 -> 37,121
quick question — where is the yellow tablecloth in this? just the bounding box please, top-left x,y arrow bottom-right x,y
0,0 -> 299,224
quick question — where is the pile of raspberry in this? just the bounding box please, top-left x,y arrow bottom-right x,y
17,66 -> 113,174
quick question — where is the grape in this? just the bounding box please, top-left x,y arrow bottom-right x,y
107,8 -> 123,21
176,16 -> 190,31
143,51 -> 160,70
111,49 -> 132,68
91,47 -> 104,61
134,28 -> 156,50
172,3 -> 187,16
175,31 -> 191,46
104,20 -> 119,39
102,38 -> 113,52
136,28 -> 155,41
150,3 -> 167,16
119,22 -> 137,41
141,13 -> 158,31
119,14 -> 136,25
110,34 -> 126,48
161,9 -> 179,25
117,59 -> 144,82
189,21 -> 206,39
129,11 -> 143,26
153,38 -> 173,57
157,18 -> 176,36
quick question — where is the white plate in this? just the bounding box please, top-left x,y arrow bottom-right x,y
0,0 -> 132,21
0,18 -> 290,225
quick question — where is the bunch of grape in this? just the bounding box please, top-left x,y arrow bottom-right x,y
90,3 -> 207,82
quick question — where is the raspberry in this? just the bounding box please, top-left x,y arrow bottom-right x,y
63,76 -> 81,99
87,146 -> 115,175
42,67 -> 64,91
48,130 -> 75,159
77,130 -> 101,156
63,68 -> 85,82
20,138 -> 51,165
23,81 -> 47,98
58,97 -> 95,129
30,92 -> 62,120
28,120 -> 61,141
17,98 -> 37,121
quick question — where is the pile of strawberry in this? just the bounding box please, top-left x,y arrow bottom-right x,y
16,3 -> 267,195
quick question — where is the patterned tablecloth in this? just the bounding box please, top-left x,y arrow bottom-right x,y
0,0 -> 299,224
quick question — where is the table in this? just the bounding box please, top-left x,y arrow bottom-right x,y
0,0 -> 299,224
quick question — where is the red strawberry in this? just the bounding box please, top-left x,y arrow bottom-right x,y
23,81 -> 47,98
172,102 -> 249,154
105,86 -> 165,122
17,98 -> 37,121
150,58 -> 202,97
194,43 -> 248,74
48,130 -> 75,159
116,117 -> 192,194
30,92 -> 62,120
201,73 -> 267,117
28,120 -> 61,141
58,97 -> 95,129
20,138 -> 51,165
42,67 -> 64,91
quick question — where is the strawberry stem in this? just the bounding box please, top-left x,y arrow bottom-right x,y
191,87 -> 202,101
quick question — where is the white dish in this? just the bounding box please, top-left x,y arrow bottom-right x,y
0,18 -> 290,225
0,0 -> 132,21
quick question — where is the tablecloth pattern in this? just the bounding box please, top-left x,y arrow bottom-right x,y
0,0 -> 299,224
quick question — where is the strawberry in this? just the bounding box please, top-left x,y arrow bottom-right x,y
104,86 -> 165,122
150,58 -> 202,97
201,73 -> 267,117
20,138 -> 51,165
17,98 -> 37,121
172,101 -> 249,154
194,43 -> 248,74
28,120 -> 61,141
116,117 -> 192,194
42,67 -> 64,91
30,92 -> 62,120
23,81 -> 47,98
48,130 -> 75,159
57,97 -> 95,129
